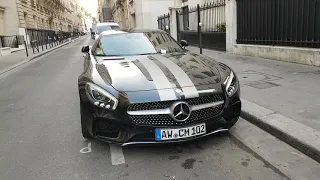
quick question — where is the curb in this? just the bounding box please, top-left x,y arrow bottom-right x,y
229,120 -> 320,180
240,99 -> 320,163
0,38 -> 78,76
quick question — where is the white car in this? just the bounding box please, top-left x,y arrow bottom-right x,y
93,22 -> 120,40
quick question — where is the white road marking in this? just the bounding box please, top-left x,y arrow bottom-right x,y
80,142 -> 92,154
109,144 -> 125,165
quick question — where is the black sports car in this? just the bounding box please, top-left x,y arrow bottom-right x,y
78,29 -> 241,146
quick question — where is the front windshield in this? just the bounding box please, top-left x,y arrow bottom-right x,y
96,25 -> 120,34
94,32 -> 184,56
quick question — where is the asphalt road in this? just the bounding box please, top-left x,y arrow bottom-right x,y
0,36 -> 288,180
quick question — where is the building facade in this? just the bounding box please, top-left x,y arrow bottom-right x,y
98,0 -> 129,28
16,0 -> 83,32
103,0 -> 174,29
0,0 -> 20,36
97,0 -> 113,23
132,0 -> 174,29
112,0 -> 129,28
0,0 -> 84,36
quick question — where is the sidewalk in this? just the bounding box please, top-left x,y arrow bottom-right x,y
0,37 -> 82,75
0,49 -> 31,72
188,46 -> 320,161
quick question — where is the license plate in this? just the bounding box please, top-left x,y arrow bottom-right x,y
155,123 -> 206,141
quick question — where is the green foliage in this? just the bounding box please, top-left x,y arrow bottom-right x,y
216,22 -> 226,32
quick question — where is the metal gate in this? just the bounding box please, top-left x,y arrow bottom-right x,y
176,0 -> 226,51
157,13 -> 170,34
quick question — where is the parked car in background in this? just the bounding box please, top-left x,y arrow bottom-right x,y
91,22 -> 120,40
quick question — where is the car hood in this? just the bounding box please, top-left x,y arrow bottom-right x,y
95,52 -> 230,93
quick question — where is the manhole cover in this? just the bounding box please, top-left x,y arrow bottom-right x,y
248,82 -> 279,89
238,73 -> 268,82
237,70 -> 283,85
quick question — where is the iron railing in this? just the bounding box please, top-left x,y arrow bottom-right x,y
157,13 -> 170,34
200,0 -> 226,32
25,29 -> 80,54
174,0 -> 226,51
0,35 -> 24,48
178,0 -> 226,32
237,0 -> 320,48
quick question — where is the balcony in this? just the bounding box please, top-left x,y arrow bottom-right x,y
30,0 -> 36,7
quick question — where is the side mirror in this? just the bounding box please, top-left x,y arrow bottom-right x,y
180,40 -> 188,48
81,46 -> 89,53
91,32 -> 95,35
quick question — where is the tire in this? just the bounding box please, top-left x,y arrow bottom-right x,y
80,103 -> 93,139
223,116 -> 239,129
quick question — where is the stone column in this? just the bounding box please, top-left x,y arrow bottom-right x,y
169,7 -> 180,41
226,0 -> 237,53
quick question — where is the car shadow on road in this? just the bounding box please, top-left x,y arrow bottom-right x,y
122,131 -> 230,155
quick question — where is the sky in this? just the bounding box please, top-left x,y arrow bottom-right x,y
79,0 -> 98,17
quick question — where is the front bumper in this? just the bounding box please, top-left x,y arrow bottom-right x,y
82,94 -> 241,145
99,117 -> 234,146
121,128 -> 229,146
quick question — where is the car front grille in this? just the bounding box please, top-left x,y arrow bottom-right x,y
127,94 -> 224,126
127,94 -> 224,111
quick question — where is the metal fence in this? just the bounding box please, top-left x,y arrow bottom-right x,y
176,0 -> 226,51
237,0 -> 320,48
25,29 -> 79,54
157,13 -> 170,34
178,1 -> 226,32
0,35 -> 24,48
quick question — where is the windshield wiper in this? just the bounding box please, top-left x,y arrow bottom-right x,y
137,52 -> 159,55
103,56 -> 125,60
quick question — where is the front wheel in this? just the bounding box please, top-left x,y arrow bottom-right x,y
80,104 -> 93,139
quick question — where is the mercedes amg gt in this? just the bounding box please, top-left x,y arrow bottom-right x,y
78,29 -> 241,146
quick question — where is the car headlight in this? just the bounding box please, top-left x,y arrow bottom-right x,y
85,82 -> 118,110
224,71 -> 238,97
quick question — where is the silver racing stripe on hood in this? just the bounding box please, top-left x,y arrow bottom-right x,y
137,56 -> 177,101
152,54 -> 199,98
131,60 -> 153,81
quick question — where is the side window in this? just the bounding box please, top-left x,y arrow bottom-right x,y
95,41 -> 104,55
91,37 -> 100,54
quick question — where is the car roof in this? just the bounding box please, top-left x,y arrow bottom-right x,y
97,22 -> 119,27
99,29 -> 168,37
101,30 -> 127,36
121,28 -> 167,34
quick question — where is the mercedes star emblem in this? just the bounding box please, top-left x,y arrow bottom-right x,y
170,101 -> 191,122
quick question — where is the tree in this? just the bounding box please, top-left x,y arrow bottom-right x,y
84,11 -> 92,18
